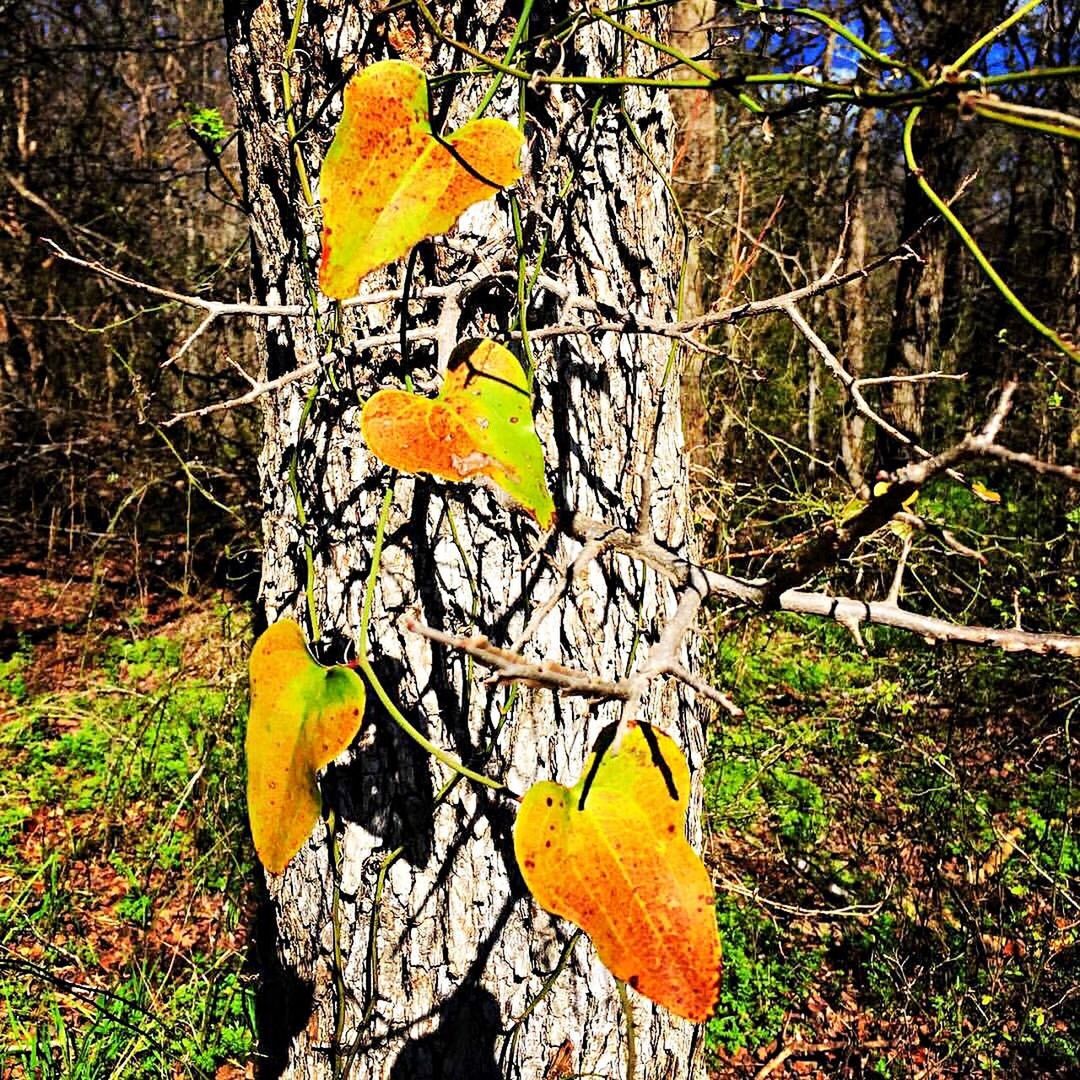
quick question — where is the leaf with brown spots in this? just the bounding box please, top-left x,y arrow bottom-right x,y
514,721 -> 721,1022
318,60 -> 524,299
246,620 -> 366,874
360,338 -> 554,528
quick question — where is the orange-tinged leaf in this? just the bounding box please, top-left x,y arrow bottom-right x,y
318,60 -> 524,298
361,338 -> 555,528
246,619 -> 366,874
514,721 -> 721,1022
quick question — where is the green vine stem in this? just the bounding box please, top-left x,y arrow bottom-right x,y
471,0 -> 535,119
983,65 -> 1080,87
289,381 -> 322,640
283,3 -> 314,207
408,0 -> 1018,115
327,810 -> 346,1080
745,2 -> 929,87
357,487 -> 504,789
902,105 -> 1079,362
953,0 -> 1045,69
344,694 -> 518,1079
412,0 -> 728,91
340,841 -> 404,1079
591,5 -> 720,84
498,929 -> 583,1070
281,1 -> 343,641
509,194 -> 537,383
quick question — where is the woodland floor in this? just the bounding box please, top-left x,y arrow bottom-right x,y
0,549 -> 1077,1078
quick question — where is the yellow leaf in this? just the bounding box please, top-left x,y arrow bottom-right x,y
873,479 -> 918,511
318,60 -> 524,298
246,620 -> 366,873
971,480 -> 1001,503
514,721 -> 721,1022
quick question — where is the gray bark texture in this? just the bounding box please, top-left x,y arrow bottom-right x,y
224,2 -> 705,1077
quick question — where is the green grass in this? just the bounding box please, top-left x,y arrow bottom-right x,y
0,604 -> 255,1078
0,635 -> 32,704
707,895 -> 824,1055
702,614 -> 1080,1073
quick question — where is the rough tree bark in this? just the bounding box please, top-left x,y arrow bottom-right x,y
224,2 -> 705,1077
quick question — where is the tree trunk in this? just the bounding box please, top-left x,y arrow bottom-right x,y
876,104 -> 960,473
224,3 -> 704,1078
875,1 -> 976,474
835,99 -> 876,495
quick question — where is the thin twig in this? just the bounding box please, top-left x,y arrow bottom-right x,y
563,512 -> 1080,659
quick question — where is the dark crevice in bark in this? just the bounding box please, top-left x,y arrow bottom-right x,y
328,659 -> 437,869
485,541 -> 560,645
250,883 -> 316,1079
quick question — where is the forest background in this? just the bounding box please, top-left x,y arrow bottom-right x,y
0,0 -> 1078,1076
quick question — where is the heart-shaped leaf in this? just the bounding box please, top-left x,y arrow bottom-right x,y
246,619 -> 366,873
514,721 -> 721,1022
360,338 -> 555,528
318,59 -> 524,299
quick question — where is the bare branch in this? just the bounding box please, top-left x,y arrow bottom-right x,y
407,559 -> 739,711
405,617 -> 637,701
760,381 -> 1018,600
782,299 -> 965,479
665,663 -> 743,716
47,238 -> 925,422
983,444 -> 1080,486
163,326 -> 440,425
43,238 -> 464,317
509,538 -> 606,653
895,512 -> 987,562
562,514 -> 1080,659
854,371 -> 966,387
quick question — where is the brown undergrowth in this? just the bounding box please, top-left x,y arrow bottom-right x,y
703,618 -> 1079,1078
0,556 -> 256,1079
2,553 -> 1077,1078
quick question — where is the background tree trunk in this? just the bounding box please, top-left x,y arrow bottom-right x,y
876,102 -> 961,473
875,1 -> 972,473
835,96 -> 877,494
224,2 -> 704,1077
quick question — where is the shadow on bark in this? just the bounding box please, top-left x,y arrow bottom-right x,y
324,653 -> 437,868
250,883 -> 315,1079
408,487 -> 491,769
388,983 -> 502,1080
